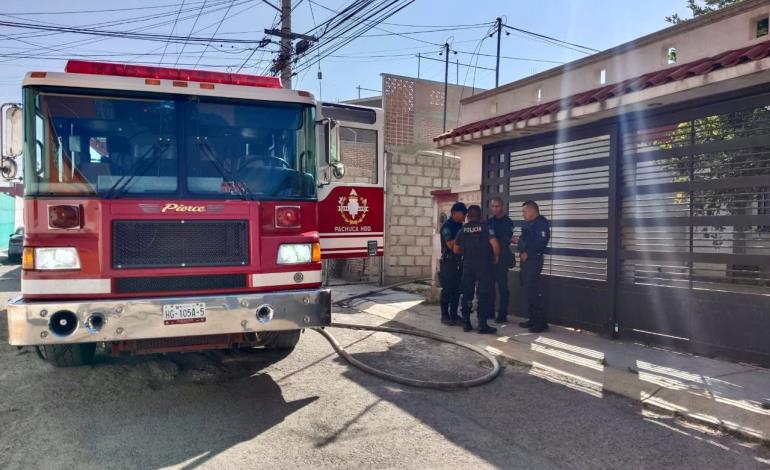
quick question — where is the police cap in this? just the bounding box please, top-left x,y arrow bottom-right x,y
450,202 -> 468,214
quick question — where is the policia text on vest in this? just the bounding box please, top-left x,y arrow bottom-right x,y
453,205 -> 500,335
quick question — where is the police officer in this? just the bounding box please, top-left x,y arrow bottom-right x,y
516,200 -> 551,333
453,205 -> 501,334
439,202 -> 467,325
488,196 -> 515,323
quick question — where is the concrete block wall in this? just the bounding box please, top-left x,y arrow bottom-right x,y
384,149 -> 459,281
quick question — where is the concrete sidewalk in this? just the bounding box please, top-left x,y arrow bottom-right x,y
331,283 -> 770,445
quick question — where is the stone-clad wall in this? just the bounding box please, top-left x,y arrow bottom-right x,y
384,149 -> 459,280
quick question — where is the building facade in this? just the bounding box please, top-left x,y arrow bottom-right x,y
436,0 -> 770,366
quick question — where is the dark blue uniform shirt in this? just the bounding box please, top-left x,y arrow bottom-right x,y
440,219 -> 463,257
518,215 -> 551,256
488,214 -> 514,261
454,220 -> 495,267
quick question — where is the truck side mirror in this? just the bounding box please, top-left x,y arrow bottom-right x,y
324,118 -> 345,179
2,104 -> 23,158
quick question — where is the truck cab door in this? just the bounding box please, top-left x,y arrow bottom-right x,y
317,103 -> 384,259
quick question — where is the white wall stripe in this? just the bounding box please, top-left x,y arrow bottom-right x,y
251,270 -> 321,287
22,278 -> 111,295
320,237 -> 384,249
319,232 -> 384,238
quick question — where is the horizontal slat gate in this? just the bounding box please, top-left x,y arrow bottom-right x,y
618,96 -> 770,363
485,133 -> 612,332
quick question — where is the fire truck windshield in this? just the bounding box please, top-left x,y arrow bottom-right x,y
22,89 -> 317,200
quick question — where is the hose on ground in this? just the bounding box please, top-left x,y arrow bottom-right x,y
313,321 -> 501,390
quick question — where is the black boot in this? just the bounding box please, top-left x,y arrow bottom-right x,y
518,319 -> 534,328
462,315 -> 473,332
478,322 -> 498,335
440,301 -> 452,325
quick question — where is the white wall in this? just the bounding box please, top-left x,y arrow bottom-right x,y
459,0 -> 770,126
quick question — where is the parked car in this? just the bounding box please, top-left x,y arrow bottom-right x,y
7,227 -> 23,263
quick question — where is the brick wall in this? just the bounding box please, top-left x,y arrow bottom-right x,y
384,150 -> 459,280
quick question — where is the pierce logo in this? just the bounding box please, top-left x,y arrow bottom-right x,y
161,203 -> 206,213
338,189 -> 369,225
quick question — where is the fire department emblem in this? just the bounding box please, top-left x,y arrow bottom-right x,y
338,188 -> 369,225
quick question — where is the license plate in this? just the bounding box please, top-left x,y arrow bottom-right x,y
163,302 -> 206,325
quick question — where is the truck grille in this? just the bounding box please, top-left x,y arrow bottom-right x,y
115,274 -> 247,293
113,220 -> 249,269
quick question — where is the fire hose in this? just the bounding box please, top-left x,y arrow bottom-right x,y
312,281 -> 502,390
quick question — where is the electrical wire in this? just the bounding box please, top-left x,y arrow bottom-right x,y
0,0 -> 248,66
502,23 -> 599,54
293,0 -> 416,76
0,1 -> 217,16
159,0 -> 187,64
191,0 -> 236,68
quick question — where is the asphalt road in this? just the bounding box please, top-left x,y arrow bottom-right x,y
0,264 -> 768,469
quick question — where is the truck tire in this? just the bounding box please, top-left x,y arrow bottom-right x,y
265,330 -> 301,350
40,343 -> 97,367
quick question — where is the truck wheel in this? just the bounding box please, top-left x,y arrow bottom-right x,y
40,343 -> 97,367
265,330 -> 301,350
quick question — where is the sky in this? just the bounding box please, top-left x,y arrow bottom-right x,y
0,0 -> 691,105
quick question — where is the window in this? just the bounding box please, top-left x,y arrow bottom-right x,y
339,127 -> 378,184
28,92 -> 178,196
24,89 -> 317,199
599,69 -> 607,85
666,47 -> 678,65
186,100 -> 316,199
756,17 -> 769,37
536,88 -> 542,102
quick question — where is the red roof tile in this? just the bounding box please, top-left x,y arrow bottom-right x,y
436,39 -> 770,142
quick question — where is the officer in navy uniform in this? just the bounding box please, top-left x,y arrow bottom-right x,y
453,205 -> 501,334
516,200 -> 551,333
487,196 -> 515,324
439,202 -> 467,325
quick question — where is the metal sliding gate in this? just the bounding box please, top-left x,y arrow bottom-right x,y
482,89 -> 770,366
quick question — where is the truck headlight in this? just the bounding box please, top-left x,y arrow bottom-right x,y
277,243 -> 320,265
29,247 -> 81,270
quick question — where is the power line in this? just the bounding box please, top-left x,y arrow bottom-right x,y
159,0 -> 187,64
192,0 -> 236,68
0,13 -> 265,46
293,0 -> 417,75
0,1 -> 215,16
0,0 -> 247,65
176,0 -> 209,66
501,23 -> 599,53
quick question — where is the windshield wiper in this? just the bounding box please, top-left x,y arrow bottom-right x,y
196,137 -> 255,201
105,138 -> 171,199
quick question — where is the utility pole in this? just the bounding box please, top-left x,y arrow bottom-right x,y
417,53 -> 421,78
442,42 -> 449,134
264,0 -> 317,89
441,42 -> 450,189
495,17 -> 502,88
280,0 -> 292,89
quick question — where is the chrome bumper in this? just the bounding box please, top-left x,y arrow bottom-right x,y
6,289 -> 331,346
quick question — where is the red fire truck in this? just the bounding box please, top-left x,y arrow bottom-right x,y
3,60 -> 384,366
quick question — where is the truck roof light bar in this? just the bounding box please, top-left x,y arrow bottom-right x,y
64,60 -> 283,89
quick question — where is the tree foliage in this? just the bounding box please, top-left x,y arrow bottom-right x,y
666,0 -> 743,24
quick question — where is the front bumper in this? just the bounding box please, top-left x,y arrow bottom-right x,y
7,288 -> 331,346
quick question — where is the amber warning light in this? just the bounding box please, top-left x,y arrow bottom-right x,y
64,60 -> 283,89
